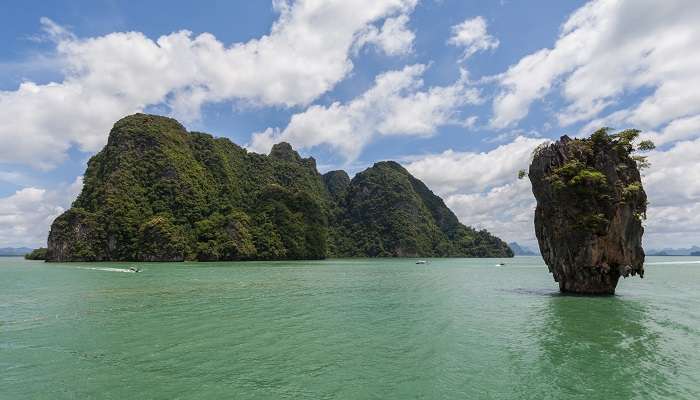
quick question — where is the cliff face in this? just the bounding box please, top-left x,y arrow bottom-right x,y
528,131 -> 648,294
47,113 -> 512,262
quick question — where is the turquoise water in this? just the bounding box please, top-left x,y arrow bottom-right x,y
2,256 -> 699,399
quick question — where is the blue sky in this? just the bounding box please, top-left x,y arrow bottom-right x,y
1,0 -> 699,250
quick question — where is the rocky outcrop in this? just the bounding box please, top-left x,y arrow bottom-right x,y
528,130 -> 648,294
47,208 -> 103,262
322,170 -> 350,202
46,113 -> 512,262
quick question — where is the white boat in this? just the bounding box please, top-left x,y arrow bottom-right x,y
416,260 -> 428,264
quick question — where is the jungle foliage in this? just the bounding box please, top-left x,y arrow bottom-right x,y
24,248 -> 48,260
542,128 -> 651,234
47,114 -> 512,261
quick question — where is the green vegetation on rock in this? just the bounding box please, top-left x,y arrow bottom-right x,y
24,248 -> 48,260
327,161 -> 511,257
47,113 -> 512,262
528,128 -> 651,294
535,128 -> 652,234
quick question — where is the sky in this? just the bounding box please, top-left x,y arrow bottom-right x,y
1,0 -> 699,251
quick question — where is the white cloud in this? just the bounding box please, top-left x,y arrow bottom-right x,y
249,64 -> 482,159
404,136 -> 547,194
491,0 -> 700,135
0,176 -> 83,247
0,0 -> 417,169
565,137 -> 699,247
404,136 -> 547,245
445,180 -> 538,248
484,0 -> 700,248
643,202 -> 700,249
643,138 -> 700,208
0,171 -> 30,185
636,114 -> 700,147
448,16 -> 499,60
354,14 -> 415,56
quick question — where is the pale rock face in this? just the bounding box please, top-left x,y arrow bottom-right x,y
529,135 -> 646,294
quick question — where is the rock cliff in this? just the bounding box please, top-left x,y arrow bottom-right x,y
46,113 -> 512,261
528,129 -> 650,294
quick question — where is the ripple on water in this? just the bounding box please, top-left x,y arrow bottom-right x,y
1,256 -> 699,399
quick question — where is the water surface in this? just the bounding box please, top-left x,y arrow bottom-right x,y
2,256 -> 699,399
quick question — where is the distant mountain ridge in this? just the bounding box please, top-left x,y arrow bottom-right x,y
647,246 -> 700,256
46,114 -> 512,262
0,247 -> 32,256
508,242 -> 539,256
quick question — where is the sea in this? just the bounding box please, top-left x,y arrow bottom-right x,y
1,256 -> 699,399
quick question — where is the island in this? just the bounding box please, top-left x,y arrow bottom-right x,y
528,128 -> 653,294
508,242 -> 538,256
46,114 -> 512,262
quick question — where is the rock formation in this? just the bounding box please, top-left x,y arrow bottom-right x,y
46,113 -> 512,262
528,129 -> 650,294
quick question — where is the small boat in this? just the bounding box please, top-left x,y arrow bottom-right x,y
416,260 -> 428,265
128,267 -> 141,273
496,263 -> 506,266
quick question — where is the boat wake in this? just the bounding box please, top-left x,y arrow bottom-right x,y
76,267 -> 137,273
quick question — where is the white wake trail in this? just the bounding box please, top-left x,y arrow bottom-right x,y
76,267 -> 137,273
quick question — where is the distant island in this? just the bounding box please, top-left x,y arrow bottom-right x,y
508,242 -> 539,256
45,114 -> 512,262
0,247 -> 33,257
647,246 -> 700,256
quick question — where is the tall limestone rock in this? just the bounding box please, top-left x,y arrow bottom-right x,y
528,129 -> 651,294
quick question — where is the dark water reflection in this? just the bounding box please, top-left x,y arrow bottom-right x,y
533,296 -> 676,400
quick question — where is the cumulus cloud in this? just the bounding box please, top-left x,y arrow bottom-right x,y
483,0 -> 700,248
448,16 -> 499,60
404,136 -> 547,245
249,64 -> 482,159
491,0 -> 700,134
0,176 -> 83,247
636,137 -> 700,248
643,138 -> 700,208
404,136 -> 547,194
445,180 -> 538,248
0,0 -> 417,169
354,14 -> 415,56
0,171 -> 30,186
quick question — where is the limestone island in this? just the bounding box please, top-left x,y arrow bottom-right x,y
46,114 -> 512,262
528,128 -> 653,294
